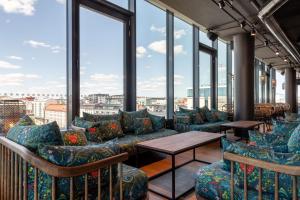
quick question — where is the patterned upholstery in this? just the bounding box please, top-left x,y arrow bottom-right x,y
7,121 -> 63,151
16,115 -> 35,126
178,107 -> 204,124
272,119 -> 299,136
61,130 -> 88,146
195,161 -> 274,200
134,118 -> 153,135
148,113 -> 165,131
82,112 -> 122,122
120,109 -> 148,134
189,121 -> 230,133
288,124 -> 300,153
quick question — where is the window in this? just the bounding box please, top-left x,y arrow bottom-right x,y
136,1 -> 166,116
106,0 -> 128,9
199,30 -> 212,47
199,51 -> 212,108
217,40 -> 227,109
276,70 -> 285,103
0,0 -> 66,132
174,17 -> 193,111
79,6 -> 124,116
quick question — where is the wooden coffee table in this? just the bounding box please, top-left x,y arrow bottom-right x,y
136,131 -> 224,200
220,120 -> 265,139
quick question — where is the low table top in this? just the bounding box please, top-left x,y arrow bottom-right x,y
220,120 -> 263,129
136,131 -> 224,155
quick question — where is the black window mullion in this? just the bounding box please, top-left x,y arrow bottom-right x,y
193,26 -> 199,108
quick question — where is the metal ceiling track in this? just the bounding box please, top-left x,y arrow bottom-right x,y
257,0 -> 300,66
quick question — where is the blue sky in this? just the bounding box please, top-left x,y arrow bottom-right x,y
0,0 -> 285,99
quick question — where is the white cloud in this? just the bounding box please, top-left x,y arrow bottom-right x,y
0,73 -> 39,86
7,56 -> 23,60
24,40 -> 50,48
56,0 -> 65,4
150,25 -> 166,34
148,40 -> 166,54
5,19 -> 10,23
90,74 -> 119,82
0,60 -> 21,69
148,40 -> 185,55
136,46 -> 147,58
174,74 -> 184,85
0,0 -> 37,16
174,29 -> 186,39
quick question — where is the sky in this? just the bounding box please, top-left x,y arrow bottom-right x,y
0,0 -> 285,100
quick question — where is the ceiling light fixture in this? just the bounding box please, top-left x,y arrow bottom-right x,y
218,0 -> 225,9
275,50 -> 280,55
250,28 -> 256,36
240,21 -> 246,28
284,58 -> 288,62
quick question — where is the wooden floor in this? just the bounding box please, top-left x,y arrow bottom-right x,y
140,141 -> 223,200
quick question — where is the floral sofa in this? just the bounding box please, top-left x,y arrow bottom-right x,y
73,109 -> 178,155
174,106 -> 229,133
195,120 -> 300,200
6,115 -> 149,200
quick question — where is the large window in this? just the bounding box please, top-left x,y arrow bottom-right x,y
217,40 -> 227,109
136,1 -> 166,116
0,0 -> 66,132
174,17 -> 193,111
199,30 -> 212,47
276,70 -> 285,103
199,51 -> 212,108
106,0 -> 128,9
79,6 -> 124,116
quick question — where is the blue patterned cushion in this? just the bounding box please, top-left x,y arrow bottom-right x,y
272,119 -> 299,135
61,130 -> 88,146
285,112 -> 300,122
174,112 -> 192,125
148,113 -> 165,131
288,124 -> 300,153
205,109 -> 220,122
249,130 -> 291,148
196,106 -> 209,122
82,112 -> 121,122
120,109 -> 148,133
195,161 -> 273,200
223,139 -> 300,198
134,118 -> 153,135
7,121 -> 63,151
179,107 -> 204,124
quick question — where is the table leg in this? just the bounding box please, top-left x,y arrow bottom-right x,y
193,148 -> 196,161
172,154 -> 176,200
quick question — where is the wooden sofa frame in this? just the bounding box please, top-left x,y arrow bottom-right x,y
224,152 -> 300,200
0,136 -> 128,200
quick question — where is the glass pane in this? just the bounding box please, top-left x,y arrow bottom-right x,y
80,7 -> 124,115
106,0 -> 128,9
0,0 -> 66,132
136,1 -> 166,116
199,51 -> 211,109
174,17 -> 193,111
276,70 -> 285,103
217,40 -> 227,110
199,30 -> 212,47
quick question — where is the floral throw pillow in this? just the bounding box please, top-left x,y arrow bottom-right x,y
178,107 -> 204,124
205,109 -> 219,122
61,130 -> 88,146
86,120 -> 124,142
16,115 -> 35,126
120,109 -> 148,133
148,113 -> 165,131
134,118 -> 153,135
82,112 -> 121,122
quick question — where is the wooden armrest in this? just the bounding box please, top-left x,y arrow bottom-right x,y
0,137 -> 128,177
224,152 -> 300,176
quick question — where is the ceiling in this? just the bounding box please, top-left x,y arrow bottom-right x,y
149,0 -> 300,70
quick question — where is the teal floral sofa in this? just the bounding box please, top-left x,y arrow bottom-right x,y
73,109 -> 178,155
195,120 -> 300,200
5,115 -> 148,200
174,106 -> 229,133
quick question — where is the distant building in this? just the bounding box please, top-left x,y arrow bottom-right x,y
45,104 -> 67,129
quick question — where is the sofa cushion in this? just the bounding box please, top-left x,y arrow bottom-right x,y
196,106 -> 210,122
148,113 -> 165,131
288,124 -> 300,153
174,112 -> 192,125
120,109 -> 148,133
223,139 -> 300,198
272,119 -> 299,135
82,112 -> 121,122
16,115 -> 35,126
249,130 -> 291,148
189,121 -> 228,133
61,130 -> 88,146
285,112 -> 300,122
205,109 -> 220,122
136,129 -> 178,141
7,121 -> 63,151
179,107 -> 204,124
195,161 -> 273,200
134,117 -> 153,135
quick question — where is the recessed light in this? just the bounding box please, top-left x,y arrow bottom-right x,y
218,0 -> 225,9
250,28 -> 256,36
240,21 -> 246,28
276,51 -> 280,55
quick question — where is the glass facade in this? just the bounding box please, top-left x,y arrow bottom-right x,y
199,30 -> 212,47
136,0 -> 167,116
174,17 -> 193,111
276,70 -> 285,103
0,0 -> 67,131
79,7 -> 124,116
199,51 -> 212,108
217,40 -> 227,109
106,0 -> 128,9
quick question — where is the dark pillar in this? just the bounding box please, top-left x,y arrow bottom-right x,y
285,68 -> 298,113
233,33 -> 255,120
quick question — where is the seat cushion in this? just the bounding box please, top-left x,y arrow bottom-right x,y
288,124 -> 300,153
189,121 -> 229,133
7,121 -> 63,151
135,129 -> 178,141
272,119 -> 299,135
195,161 -> 273,200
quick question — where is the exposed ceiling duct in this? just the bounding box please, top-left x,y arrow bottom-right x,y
257,0 -> 300,65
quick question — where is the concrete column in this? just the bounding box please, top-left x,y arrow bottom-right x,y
285,68 -> 298,113
233,33 -> 255,120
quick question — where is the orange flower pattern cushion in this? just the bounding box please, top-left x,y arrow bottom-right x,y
134,118 -> 154,135
61,130 -> 88,146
